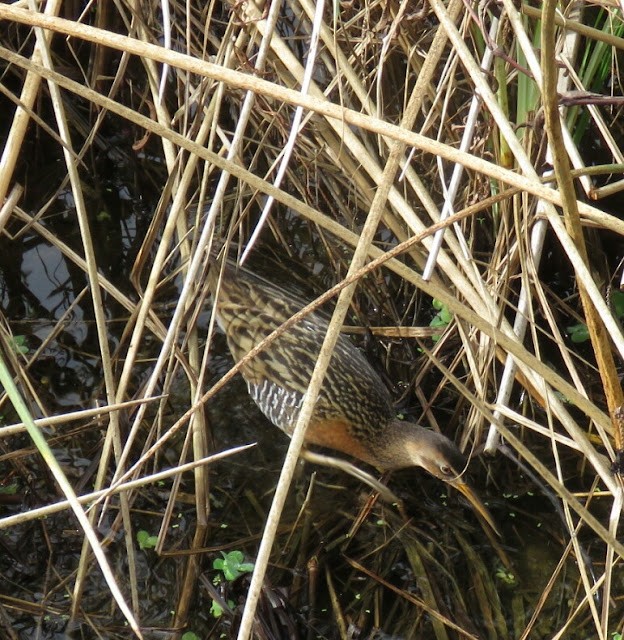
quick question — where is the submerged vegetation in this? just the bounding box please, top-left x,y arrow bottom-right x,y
1,1 -> 624,638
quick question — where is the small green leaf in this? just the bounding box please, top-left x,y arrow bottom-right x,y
612,291 -> 624,318
495,567 -> 517,585
566,323 -> 590,343
429,300 -> 453,335
181,633 -> 200,640
0,483 -> 18,495
137,530 -> 158,550
429,299 -> 453,342
210,599 -> 235,618
213,550 -> 254,581
10,336 -> 28,355
439,307 -> 453,324
429,316 -> 448,328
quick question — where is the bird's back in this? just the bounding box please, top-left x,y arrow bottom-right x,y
211,262 -> 396,462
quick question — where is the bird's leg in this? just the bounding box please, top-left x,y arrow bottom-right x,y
300,449 -> 404,507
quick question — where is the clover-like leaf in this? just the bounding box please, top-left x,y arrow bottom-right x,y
213,550 -> 254,581
137,530 -> 158,550
566,323 -> 590,343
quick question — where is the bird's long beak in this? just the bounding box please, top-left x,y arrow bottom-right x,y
452,479 -> 500,536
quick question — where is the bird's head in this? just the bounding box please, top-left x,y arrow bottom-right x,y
376,420 -> 499,534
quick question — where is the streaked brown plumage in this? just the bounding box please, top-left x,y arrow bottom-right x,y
211,259 -> 496,531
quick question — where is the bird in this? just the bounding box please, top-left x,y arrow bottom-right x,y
210,256 -> 497,532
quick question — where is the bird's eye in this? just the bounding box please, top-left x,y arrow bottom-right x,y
440,464 -> 453,476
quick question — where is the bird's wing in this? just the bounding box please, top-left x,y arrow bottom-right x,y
213,272 -> 396,437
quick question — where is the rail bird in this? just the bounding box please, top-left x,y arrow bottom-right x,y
210,259 -> 496,531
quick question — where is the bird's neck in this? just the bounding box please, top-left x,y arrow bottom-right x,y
369,419 -> 431,471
